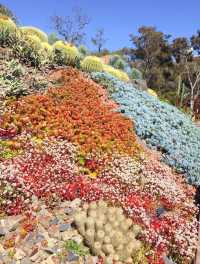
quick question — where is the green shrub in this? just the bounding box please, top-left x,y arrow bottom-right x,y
19,26 -> 48,42
130,68 -> 143,80
78,44 -> 89,57
80,56 -> 104,72
53,41 -> 80,66
112,58 -> 126,70
0,15 -> 17,47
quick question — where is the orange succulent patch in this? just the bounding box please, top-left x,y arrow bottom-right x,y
1,68 -> 141,156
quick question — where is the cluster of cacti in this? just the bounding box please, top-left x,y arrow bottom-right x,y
80,56 -> 104,72
103,64 -> 129,82
19,26 -> 48,42
74,200 -> 142,264
53,40 -> 80,66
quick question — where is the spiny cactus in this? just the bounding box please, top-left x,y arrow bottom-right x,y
53,41 -> 80,66
41,42 -> 53,60
74,200 -> 142,264
80,56 -> 104,72
103,65 -> 129,82
0,15 -> 17,46
25,34 -> 42,51
19,26 -> 48,42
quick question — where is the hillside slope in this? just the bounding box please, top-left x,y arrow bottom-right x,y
0,67 -> 198,264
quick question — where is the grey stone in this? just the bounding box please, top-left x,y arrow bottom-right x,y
0,227 -> 6,236
67,251 -> 79,262
64,207 -> 74,215
49,217 -> 59,225
59,223 -> 71,232
20,257 -> 32,264
44,246 -> 58,254
35,233 -> 45,243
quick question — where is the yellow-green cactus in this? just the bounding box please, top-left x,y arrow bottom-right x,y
19,26 -> 48,42
0,15 -> 16,32
41,42 -> 53,60
25,34 -> 42,51
53,41 -> 80,66
74,200 -> 143,264
103,64 -> 129,82
80,56 -> 104,72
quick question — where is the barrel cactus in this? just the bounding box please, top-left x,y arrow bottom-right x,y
0,15 -> 17,46
74,200 -> 143,264
80,56 -> 104,72
19,26 -> 48,42
53,41 -> 80,66
41,42 -> 53,61
103,65 -> 129,82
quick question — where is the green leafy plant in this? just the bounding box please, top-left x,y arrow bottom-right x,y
64,240 -> 89,256
130,68 -> 143,80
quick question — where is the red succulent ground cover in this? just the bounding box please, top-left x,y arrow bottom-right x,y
0,68 -> 198,264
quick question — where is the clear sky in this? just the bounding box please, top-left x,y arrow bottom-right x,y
1,0 -> 199,51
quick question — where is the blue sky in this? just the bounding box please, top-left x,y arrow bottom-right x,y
1,0 -> 199,51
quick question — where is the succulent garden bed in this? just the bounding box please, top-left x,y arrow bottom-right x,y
91,72 -> 200,186
0,68 -> 198,264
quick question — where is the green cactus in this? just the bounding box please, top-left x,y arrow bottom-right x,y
0,15 -> 17,46
53,41 -> 80,66
103,64 -> 129,82
80,56 -> 104,72
19,26 -> 48,42
74,200 -> 143,264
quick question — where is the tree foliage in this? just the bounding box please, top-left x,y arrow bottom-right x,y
91,28 -> 107,53
51,7 -> 90,45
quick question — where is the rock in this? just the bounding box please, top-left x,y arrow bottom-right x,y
0,227 -> 6,236
61,230 -> 77,241
64,207 -> 74,215
59,223 -> 71,232
15,249 -> 26,260
35,233 -> 45,243
67,251 -> 79,262
48,225 -> 60,239
30,250 -> 49,262
44,246 -> 58,254
131,79 -> 148,91
49,218 -> 59,225
70,198 -> 81,208
20,257 -> 32,264
38,215 -> 51,229
72,235 -> 83,244
85,256 -> 99,264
